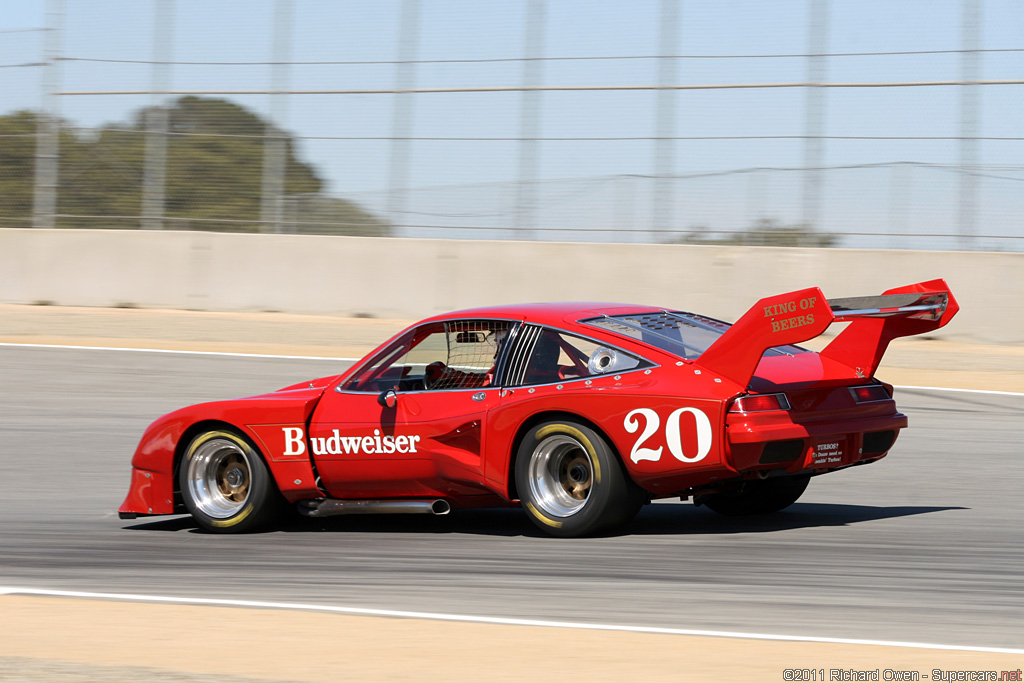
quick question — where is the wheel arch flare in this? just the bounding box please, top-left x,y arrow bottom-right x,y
505,409 -> 622,502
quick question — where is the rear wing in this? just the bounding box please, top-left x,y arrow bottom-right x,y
827,291 -> 949,322
819,279 -> 958,380
695,279 -> 958,389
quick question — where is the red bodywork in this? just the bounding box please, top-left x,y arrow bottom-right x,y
120,280 -> 958,518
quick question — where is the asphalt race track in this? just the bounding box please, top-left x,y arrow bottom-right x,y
1,345 -> 1022,649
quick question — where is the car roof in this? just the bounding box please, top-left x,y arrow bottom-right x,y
419,302 -> 669,328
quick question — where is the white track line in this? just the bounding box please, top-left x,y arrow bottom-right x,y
1,342 -> 1020,396
1,587 -> 1020,655
894,384 -> 1024,397
0,342 -> 357,362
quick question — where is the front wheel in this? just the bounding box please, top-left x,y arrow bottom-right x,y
515,420 -> 644,537
698,475 -> 810,516
179,429 -> 282,533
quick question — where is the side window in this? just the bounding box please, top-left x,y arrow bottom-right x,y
341,320 -> 514,393
520,329 -> 645,386
425,320 -> 513,390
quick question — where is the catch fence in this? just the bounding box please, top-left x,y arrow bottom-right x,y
1,0 -> 1021,251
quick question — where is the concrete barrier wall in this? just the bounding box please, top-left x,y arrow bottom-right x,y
2,228 -> 1021,344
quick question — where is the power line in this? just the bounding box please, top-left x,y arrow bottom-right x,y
47,127 -> 1024,142
51,79 -> 1024,96
56,47 -> 1024,66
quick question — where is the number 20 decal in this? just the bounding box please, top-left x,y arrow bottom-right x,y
623,407 -> 713,464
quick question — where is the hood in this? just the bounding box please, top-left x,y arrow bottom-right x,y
276,374 -> 341,394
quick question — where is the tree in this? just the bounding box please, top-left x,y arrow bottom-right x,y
284,194 -> 391,237
0,111 -> 87,227
0,98 -> 389,236
0,111 -> 39,226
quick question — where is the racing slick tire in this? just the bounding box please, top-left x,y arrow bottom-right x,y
515,420 -> 644,537
698,475 -> 810,516
179,429 -> 282,533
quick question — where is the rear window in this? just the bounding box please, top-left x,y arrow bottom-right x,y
582,311 -> 806,360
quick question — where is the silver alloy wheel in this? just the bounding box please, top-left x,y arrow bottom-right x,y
526,434 -> 594,517
186,437 -> 252,519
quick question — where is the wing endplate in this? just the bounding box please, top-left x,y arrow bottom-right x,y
695,287 -> 832,389
819,279 -> 959,379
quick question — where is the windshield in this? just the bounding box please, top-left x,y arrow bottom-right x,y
582,311 -> 806,360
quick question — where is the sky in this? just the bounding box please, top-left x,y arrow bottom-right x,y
1,1 -> 1022,248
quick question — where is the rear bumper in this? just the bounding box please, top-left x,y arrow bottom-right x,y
726,412 -> 908,474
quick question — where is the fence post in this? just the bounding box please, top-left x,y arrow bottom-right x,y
958,0 -> 981,250
651,0 -> 679,244
260,0 -> 293,233
801,0 -> 829,234
387,0 -> 420,239
514,0 -> 545,241
31,0 -> 64,230
142,0 -> 174,231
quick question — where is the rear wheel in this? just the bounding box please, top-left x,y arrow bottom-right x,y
179,429 -> 281,533
698,475 -> 810,516
515,420 -> 644,537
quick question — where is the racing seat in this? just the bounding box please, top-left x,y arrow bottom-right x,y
524,333 -> 565,384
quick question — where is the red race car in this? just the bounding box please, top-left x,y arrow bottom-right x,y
120,279 -> 957,537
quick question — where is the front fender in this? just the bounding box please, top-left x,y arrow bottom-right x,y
119,410 -> 190,516
119,386 -> 328,518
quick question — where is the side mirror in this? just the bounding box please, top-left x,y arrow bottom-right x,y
377,389 -> 398,409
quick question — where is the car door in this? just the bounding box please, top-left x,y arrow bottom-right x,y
308,319 -> 518,499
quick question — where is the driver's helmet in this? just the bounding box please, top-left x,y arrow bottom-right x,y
489,326 -> 510,358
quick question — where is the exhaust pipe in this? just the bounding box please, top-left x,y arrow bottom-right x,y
298,498 -> 451,518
